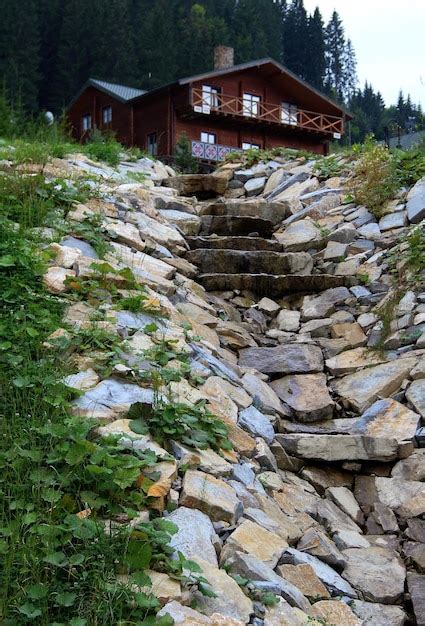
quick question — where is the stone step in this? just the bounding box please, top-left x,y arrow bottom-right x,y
187,249 -> 313,275
200,199 -> 289,225
200,215 -> 274,238
198,273 -> 353,297
186,236 -> 283,252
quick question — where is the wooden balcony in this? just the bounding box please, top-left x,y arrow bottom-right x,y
190,88 -> 344,137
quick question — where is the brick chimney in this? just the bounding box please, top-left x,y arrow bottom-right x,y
214,46 -> 234,70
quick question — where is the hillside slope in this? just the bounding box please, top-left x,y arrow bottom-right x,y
1,145 -> 424,625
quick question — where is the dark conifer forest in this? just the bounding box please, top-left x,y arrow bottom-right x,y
0,0 -> 423,142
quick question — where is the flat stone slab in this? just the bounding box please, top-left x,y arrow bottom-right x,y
187,249 -> 313,275
167,507 -> 219,567
186,235 -> 282,251
350,600 -> 407,626
275,219 -> 322,252
325,347 -> 390,376
301,286 -> 351,320
200,215 -> 274,237
270,373 -> 334,421
280,548 -> 357,597
72,378 -> 158,420
342,547 -> 405,603
202,199 -> 290,224
199,273 -> 350,297
277,433 -> 399,462
221,520 -> 288,568
332,357 -> 417,413
180,470 -> 241,524
239,343 -> 324,375
407,572 -> 425,626
406,176 -> 425,223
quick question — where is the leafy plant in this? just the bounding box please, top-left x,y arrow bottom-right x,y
129,400 -> 231,452
313,155 -> 342,178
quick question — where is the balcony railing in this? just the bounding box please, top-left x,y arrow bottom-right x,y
191,140 -> 240,161
191,88 -> 344,137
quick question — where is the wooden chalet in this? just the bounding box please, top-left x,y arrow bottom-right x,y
68,46 -> 352,162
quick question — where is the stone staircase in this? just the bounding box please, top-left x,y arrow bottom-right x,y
186,200 -> 353,297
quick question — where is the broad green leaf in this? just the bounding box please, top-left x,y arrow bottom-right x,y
55,591 -> 76,607
27,583 -> 48,600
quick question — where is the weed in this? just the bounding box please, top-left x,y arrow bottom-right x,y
84,128 -> 123,167
313,155 -> 342,178
128,400 -> 231,452
174,132 -> 199,173
348,137 -> 399,218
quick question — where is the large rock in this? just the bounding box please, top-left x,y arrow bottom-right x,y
350,600 -> 407,626
239,343 -> 324,375
280,548 -> 357,597
406,176 -> 425,223
167,507 -> 219,566
223,551 -> 311,612
270,374 -> 334,421
311,600 -> 362,626
276,219 -> 322,252
72,378 -> 157,420
277,433 -> 399,462
192,557 -> 253,623
221,519 -> 287,568
241,373 -> 284,415
406,378 -> 425,417
165,174 -> 228,197
325,347 -> 390,376
332,357 -> 417,413
349,398 -> 420,445
301,287 -> 350,320
277,564 -> 330,600
407,572 -> 425,626
373,476 -> 425,518
342,547 -> 406,603
180,470 -> 242,524
238,406 -> 275,443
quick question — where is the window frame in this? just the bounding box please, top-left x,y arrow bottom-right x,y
201,84 -> 221,110
147,132 -> 158,156
241,141 -> 261,151
102,105 -> 112,125
281,102 -> 298,126
243,92 -> 261,118
201,131 -> 216,144
81,113 -> 92,132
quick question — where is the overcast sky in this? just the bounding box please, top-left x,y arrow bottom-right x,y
303,0 -> 425,107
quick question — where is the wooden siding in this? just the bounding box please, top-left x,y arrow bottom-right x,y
67,86 -> 133,144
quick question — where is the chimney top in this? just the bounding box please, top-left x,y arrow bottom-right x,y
214,46 -> 234,71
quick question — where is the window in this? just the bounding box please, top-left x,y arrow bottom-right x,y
242,142 -> 260,150
281,102 -> 298,126
202,85 -> 220,110
81,114 -> 92,132
201,131 -> 216,144
147,132 -> 157,156
102,105 -> 112,124
243,93 -> 261,117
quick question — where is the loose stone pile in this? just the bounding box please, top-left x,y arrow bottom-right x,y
39,150 -> 424,625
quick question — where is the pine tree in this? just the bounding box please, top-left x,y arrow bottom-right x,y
177,3 -> 228,76
304,7 -> 326,88
324,10 -> 346,101
0,0 -> 40,111
342,39 -> 357,101
135,0 -> 178,89
282,0 -> 309,78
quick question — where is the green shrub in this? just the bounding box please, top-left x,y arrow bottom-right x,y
393,142 -> 425,186
174,132 -> 199,173
84,128 -> 123,167
348,137 -> 399,217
